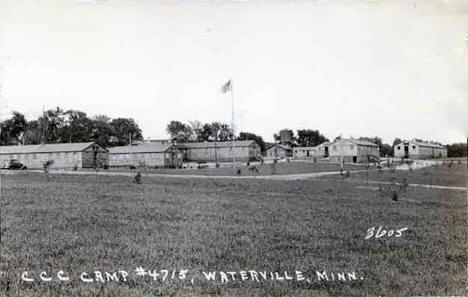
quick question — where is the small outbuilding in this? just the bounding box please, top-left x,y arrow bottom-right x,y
109,143 -> 183,168
0,142 -> 108,169
265,143 -> 292,159
293,141 -> 331,159
179,140 -> 261,163
329,139 -> 380,163
394,140 -> 447,159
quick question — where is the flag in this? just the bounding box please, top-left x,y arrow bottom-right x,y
221,80 -> 232,93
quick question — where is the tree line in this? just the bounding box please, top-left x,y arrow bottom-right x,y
165,121 -> 467,158
0,108 -> 143,147
166,120 -> 267,152
2,110 -> 465,157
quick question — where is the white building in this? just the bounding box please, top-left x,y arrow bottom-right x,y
109,143 -> 183,168
329,139 -> 380,163
293,142 -> 331,159
265,144 -> 292,159
394,140 -> 447,159
0,142 -> 108,169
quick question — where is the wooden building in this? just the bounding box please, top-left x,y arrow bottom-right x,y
179,140 -> 261,163
265,143 -> 292,159
293,142 -> 331,158
394,140 -> 447,159
0,142 -> 108,169
109,143 -> 183,168
329,139 -> 380,163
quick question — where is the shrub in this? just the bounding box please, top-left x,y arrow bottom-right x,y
248,166 -> 259,176
134,172 -> 142,184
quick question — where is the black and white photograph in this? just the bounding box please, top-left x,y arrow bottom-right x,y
0,0 -> 467,296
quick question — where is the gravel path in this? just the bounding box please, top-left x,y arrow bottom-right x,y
2,168 -> 465,191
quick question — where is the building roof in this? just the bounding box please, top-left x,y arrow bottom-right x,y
336,139 -> 379,147
317,141 -> 332,147
178,140 -> 258,149
295,142 -> 332,150
146,139 -> 172,143
265,143 -> 291,151
264,142 -> 276,150
397,140 -> 446,149
294,146 -> 316,150
109,143 -> 174,154
0,142 -> 101,154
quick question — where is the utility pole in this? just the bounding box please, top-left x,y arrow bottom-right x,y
230,79 -> 236,167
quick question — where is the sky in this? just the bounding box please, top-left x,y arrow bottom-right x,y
1,0 -> 467,144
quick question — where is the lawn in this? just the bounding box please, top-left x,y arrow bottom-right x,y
326,162 -> 467,187
105,161 -> 363,176
0,164 -> 466,296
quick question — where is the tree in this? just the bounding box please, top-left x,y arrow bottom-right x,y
392,138 -> 402,148
197,123 -> 213,142
110,118 -> 143,146
1,111 -> 27,145
447,143 -> 467,157
22,120 -> 42,145
166,120 -> 192,143
0,107 -> 145,147
188,120 -> 203,141
217,123 -> 233,141
91,115 -> 115,147
273,129 -> 295,146
358,136 -> 392,157
58,110 -> 93,143
195,122 -> 233,142
358,136 -> 383,147
238,132 -> 266,152
36,107 -> 70,143
380,143 -> 393,157
296,129 -> 328,147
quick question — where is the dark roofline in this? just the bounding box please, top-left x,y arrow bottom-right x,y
0,142 -> 107,154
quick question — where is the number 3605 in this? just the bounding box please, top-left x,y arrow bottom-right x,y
365,226 -> 409,239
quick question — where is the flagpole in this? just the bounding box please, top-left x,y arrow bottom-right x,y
231,79 -> 236,167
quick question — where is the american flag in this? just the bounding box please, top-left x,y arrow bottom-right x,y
221,80 -> 232,93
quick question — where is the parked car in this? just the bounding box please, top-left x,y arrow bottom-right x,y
2,159 -> 27,170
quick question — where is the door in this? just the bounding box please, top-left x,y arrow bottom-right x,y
404,145 -> 409,158
93,148 -> 98,167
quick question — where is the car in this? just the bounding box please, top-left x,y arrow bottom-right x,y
2,159 -> 27,170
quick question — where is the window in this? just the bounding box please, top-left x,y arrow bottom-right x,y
350,145 -> 354,149
412,146 -> 416,149
333,145 -> 336,151
397,146 -> 400,150
32,153 -> 37,159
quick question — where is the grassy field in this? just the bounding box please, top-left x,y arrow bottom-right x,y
0,163 -> 466,296
106,161 -> 363,176
328,161 -> 467,187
